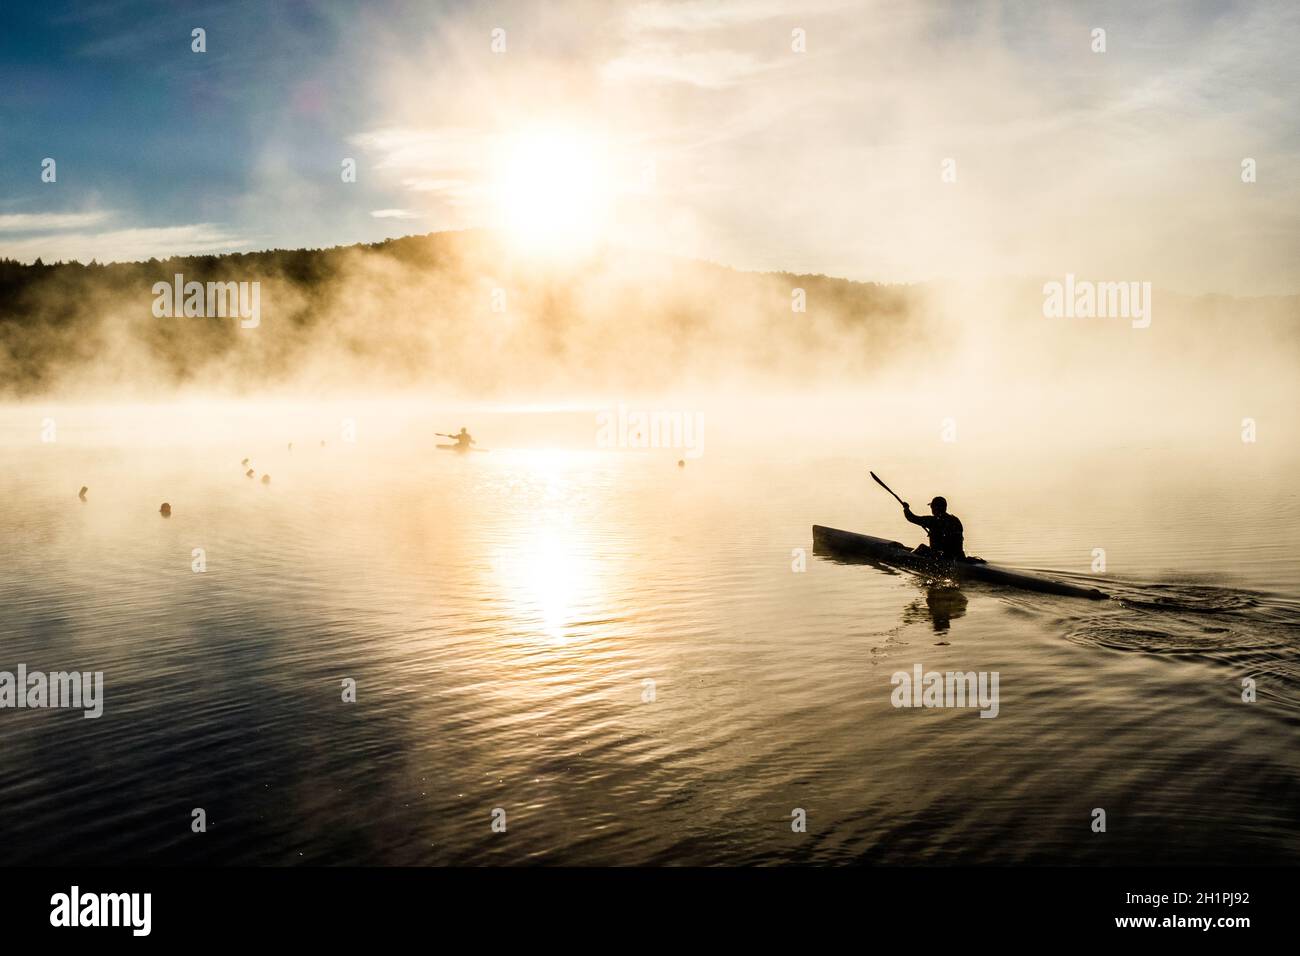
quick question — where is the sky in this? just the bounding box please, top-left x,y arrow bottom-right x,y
1,0 -> 1297,294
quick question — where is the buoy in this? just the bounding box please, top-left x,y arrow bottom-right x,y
78,486 -> 88,501
245,469 -> 254,478
677,459 -> 685,468
241,458 -> 249,466
159,502 -> 172,517
261,474 -> 271,484
288,442 -> 293,451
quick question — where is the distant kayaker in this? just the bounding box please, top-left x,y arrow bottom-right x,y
902,496 -> 965,560
438,427 -> 475,450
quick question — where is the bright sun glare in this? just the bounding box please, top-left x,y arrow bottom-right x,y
492,127 -> 612,256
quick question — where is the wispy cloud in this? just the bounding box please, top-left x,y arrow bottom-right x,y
0,211 -> 113,232
605,0 -> 822,87
0,224 -> 252,264
349,126 -> 498,216
603,46 -> 772,88
350,127 -> 487,174
624,0 -> 843,33
400,178 -> 473,195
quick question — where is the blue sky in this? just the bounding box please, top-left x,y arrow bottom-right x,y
2,0 -> 1297,293
0,0 -> 414,257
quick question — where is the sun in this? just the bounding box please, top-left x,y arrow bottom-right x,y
491,126 -> 612,257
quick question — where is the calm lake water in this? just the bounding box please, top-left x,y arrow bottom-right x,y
1,401 -> 1298,865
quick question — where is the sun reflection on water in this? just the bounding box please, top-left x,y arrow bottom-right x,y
486,450 -> 606,646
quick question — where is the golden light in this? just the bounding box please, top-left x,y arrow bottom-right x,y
485,450 -> 605,646
491,126 -> 612,256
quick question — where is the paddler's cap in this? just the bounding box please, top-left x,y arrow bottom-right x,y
929,496 -> 947,509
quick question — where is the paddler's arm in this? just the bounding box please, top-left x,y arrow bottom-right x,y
902,504 -> 932,528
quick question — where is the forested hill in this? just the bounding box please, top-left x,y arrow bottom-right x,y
0,230 -> 917,397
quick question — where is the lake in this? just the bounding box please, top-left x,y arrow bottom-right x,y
1,399 -> 1297,865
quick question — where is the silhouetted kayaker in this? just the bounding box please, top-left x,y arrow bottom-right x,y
437,428 -> 475,450
902,496 -> 964,559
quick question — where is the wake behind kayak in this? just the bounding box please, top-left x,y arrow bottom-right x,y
812,525 -> 1108,600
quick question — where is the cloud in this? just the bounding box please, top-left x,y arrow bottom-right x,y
624,0 -> 843,33
350,127 -> 487,174
604,0 -> 825,87
602,46 -> 771,88
0,211 -> 114,232
0,224 -> 252,264
400,178 -> 473,195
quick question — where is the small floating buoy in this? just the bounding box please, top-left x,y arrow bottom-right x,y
78,486 -> 88,501
261,474 -> 271,484
159,502 -> 172,517
677,459 -> 685,468
288,442 -> 293,451
245,468 -> 254,478
320,440 -> 325,447
241,458 -> 250,466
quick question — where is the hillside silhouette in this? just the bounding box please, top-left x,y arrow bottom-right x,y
0,230 -> 916,398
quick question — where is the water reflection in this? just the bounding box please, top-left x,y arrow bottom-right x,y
810,538 -> 970,638
490,517 -> 598,645
904,584 -> 968,640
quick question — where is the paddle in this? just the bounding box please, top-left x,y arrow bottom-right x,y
870,471 -> 908,509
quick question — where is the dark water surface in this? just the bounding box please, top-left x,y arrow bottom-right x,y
1,403 -> 1297,865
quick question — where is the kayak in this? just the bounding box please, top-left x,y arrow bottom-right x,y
437,444 -> 486,452
812,525 -> 1108,600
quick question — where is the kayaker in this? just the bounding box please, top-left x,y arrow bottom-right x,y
436,428 -> 475,449
902,496 -> 965,559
